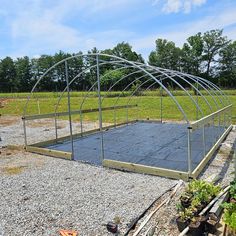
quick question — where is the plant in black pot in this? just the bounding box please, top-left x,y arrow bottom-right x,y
180,192 -> 193,208
221,202 -> 236,235
189,216 -> 207,236
191,197 -> 204,215
229,181 -> 236,204
176,207 -> 194,232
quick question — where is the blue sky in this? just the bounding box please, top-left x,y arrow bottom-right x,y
0,0 -> 236,59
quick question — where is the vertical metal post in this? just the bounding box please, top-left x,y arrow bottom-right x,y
80,111 -> 83,136
234,141 -> 236,181
230,107 -> 232,125
203,125 -> 206,156
22,117 -> 27,146
160,85 -> 163,123
54,113 -> 58,142
37,98 -> 40,114
65,60 -> 74,160
196,79 -> 199,120
126,105 -> 128,123
218,113 -> 221,138
96,54 -> 104,161
187,127 -> 192,177
213,117 -> 216,142
225,113 -> 228,128
113,107 -> 116,127
227,112 -> 230,127
223,113 -> 226,129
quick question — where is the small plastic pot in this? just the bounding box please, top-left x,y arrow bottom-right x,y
180,198 -> 191,208
189,221 -> 205,236
176,216 -> 189,232
230,197 -> 236,204
206,219 -> 217,234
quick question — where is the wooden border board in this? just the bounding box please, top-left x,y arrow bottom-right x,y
102,159 -> 189,181
26,145 -> 72,160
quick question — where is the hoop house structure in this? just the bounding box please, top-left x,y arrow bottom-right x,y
23,53 -> 233,180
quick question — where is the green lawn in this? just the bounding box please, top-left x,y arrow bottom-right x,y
0,91 -> 235,124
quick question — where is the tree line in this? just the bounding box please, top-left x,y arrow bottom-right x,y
0,29 -> 235,93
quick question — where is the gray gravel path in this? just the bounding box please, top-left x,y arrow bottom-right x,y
0,115 -> 102,147
0,116 -> 177,236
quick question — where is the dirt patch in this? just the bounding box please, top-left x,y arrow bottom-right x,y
0,98 -> 8,108
27,119 -> 58,128
1,166 -> 26,175
0,115 -> 20,126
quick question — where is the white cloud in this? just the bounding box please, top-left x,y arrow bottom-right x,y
153,0 -> 207,13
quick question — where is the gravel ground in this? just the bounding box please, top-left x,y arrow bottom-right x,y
0,115 -> 105,147
0,116 -> 177,235
0,148 -> 177,236
0,115 -> 235,236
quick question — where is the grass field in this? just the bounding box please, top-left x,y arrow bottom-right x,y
0,90 -> 235,123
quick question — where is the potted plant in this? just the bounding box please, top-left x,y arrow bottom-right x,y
176,207 -> 194,232
190,197 -> 204,215
180,192 -> 193,208
189,216 -> 207,236
221,202 -> 236,235
176,180 -> 221,234
229,181 -> 236,204
206,214 -> 218,234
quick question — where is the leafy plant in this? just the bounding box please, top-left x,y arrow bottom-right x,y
221,202 -> 236,230
187,180 -> 220,200
229,181 -> 236,197
191,197 -> 201,208
178,208 -> 194,221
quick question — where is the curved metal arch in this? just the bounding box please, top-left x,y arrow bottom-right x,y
24,52 -> 229,123
99,66 -> 207,120
126,70 -> 213,114
175,71 -> 225,107
137,64 -> 204,117
196,76 -> 230,105
142,67 -> 213,113
77,55 -> 189,122
112,74 -> 158,108
157,70 -> 216,111
134,61 -> 228,109
79,70 -> 145,111
24,53 -> 189,122
171,72 -> 220,110
54,60 -> 135,114
157,67 -> 227,108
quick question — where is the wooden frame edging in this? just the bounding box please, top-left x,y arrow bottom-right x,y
191,124 -> 233,179
26,145 -> 72,160
102,159 -> 189,181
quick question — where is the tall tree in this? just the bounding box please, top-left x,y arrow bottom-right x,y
218,41 -> 236,87
15,56 -> 32,92
0,57 -> 17,92
112,42 -> 144,62
148,39 -> 181,70
181,32 -> 203,75
32,55 -> 55,91
202,29 -> 229,78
